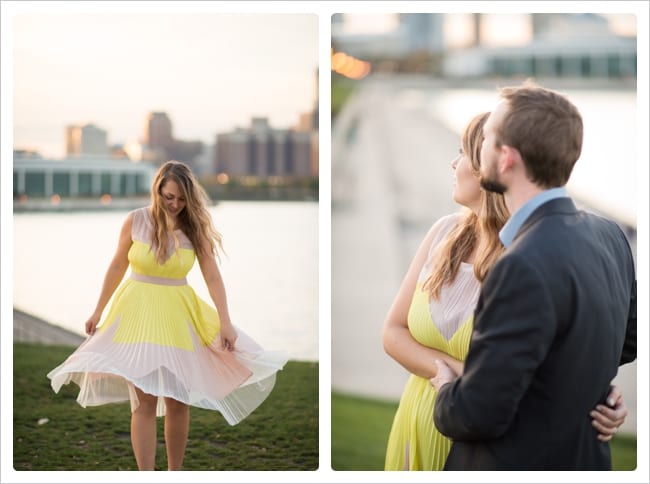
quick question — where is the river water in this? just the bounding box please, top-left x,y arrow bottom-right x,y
13,200 -> 319,362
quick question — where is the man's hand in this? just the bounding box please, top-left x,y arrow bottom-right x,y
430,359 -> 457,391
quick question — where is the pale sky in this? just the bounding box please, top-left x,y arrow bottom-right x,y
10,12 -> 318,158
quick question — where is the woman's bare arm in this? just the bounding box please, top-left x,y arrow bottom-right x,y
382,221 -> 464,379
85,212 -> 133,335
196,239 -> 237,351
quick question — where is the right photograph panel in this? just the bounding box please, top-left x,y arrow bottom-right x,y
331,12 -> 638,471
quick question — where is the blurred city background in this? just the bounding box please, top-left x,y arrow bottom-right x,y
331,11 -> 639,456
10,12 -> 319,363
13,13 -> 319,209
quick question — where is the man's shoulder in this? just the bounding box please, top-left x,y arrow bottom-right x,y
510,207 -> 632,266
579,209 -> 624,232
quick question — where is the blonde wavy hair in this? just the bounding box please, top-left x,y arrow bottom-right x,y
149,160 -> 223,263
422,112 -> 510,300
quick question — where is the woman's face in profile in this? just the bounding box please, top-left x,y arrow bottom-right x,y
451,150 -> 481,212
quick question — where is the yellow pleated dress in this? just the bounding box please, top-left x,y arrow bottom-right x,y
384,215 -> 480,470
48,207 -> 288,425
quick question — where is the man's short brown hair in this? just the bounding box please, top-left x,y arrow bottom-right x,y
497,80 -> 583,188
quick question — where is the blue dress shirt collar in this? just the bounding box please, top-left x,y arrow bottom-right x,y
499,186 -> 569,248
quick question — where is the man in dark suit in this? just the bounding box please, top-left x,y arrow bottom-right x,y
430,82 -> 637,470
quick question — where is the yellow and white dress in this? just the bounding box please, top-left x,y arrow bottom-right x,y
48,206 -> 288,425
384,214 -> 480,470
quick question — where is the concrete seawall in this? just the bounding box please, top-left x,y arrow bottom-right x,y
13,307 -> 86,346
13,196 -> 151,213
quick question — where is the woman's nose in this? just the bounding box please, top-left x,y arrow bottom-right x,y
451,156 -> 459,170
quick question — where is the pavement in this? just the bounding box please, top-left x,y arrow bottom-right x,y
331,74 -> 637,435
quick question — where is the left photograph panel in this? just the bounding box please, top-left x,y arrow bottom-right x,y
12,11 -> 318,471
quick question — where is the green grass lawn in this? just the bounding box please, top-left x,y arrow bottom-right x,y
13,343 -> 318,471
332,392 -> 637,471
331,75 -> 357,120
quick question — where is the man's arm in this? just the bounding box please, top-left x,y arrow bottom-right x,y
433,254 -> 556,441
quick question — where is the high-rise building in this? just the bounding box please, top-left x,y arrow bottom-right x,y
167,140 -> 203,170
141,111 -> 202,168
65,123 -> 109,157
214,69 -> 319,179
143,112 -> 173,152
215,118 -> 313,177
294,69 -> 319,176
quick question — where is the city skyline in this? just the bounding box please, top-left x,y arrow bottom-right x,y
10,12 -> 318,159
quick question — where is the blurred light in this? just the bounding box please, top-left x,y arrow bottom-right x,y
444,13 -> 532,49
603,14 -> 637,37
100,194 -> 112,205
331,49 -> 371,80
443,14 -> 476,49
481,14 -> 532,46
19,194 -> 29,204
50,194 -> 61,205
349,60 -> 371,80
331,52 -> 351,71
216,173 -> 230,184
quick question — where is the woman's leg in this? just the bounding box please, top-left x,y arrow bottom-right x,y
163,397 -> 190,471
131,387 -> 158,470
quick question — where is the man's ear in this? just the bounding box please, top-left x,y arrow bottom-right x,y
499,145 -> 522,175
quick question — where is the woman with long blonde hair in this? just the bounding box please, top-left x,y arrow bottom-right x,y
48,160 -> 287,471
382,113 -> 627,470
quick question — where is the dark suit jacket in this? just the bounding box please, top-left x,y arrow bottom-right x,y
433,197 -> 637,470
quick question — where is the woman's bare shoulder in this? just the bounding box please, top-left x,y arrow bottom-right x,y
424,212 -> 461,241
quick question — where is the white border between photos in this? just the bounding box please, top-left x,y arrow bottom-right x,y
2,1 -> 648,483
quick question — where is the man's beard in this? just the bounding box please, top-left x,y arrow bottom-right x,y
480,176 -> 507,194
479,160 -> 507,194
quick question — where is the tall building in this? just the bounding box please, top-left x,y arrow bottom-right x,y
167,140 -> 203,170
214,68 -> 318,179
141,111 -> 202,168
143,112 -> 173,152
65,123 -> 108,157
215,118 -> 313,177
293,69 -> 319,176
